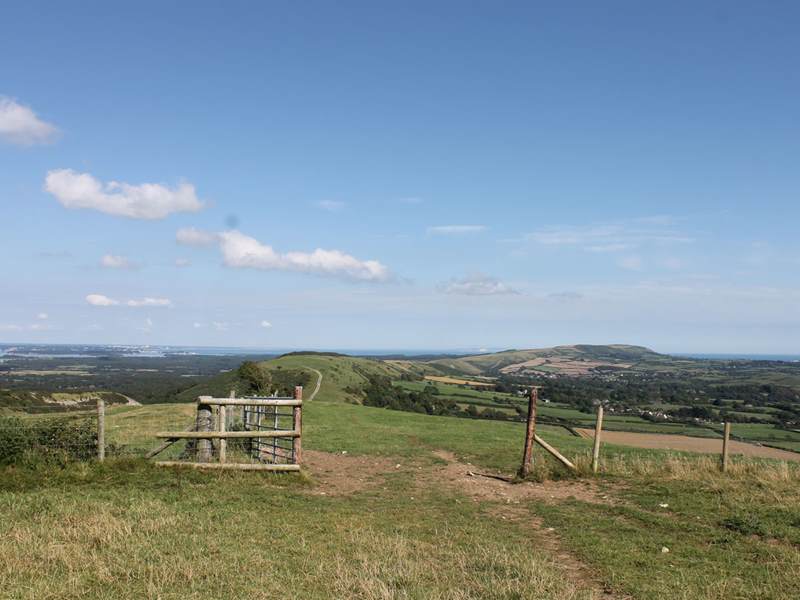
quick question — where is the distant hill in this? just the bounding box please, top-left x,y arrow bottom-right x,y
0,389 -> 135,413
425,344 -> 664,377
177,353 -> 414,404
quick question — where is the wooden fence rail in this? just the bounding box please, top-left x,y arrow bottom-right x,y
154,387 -> 303,471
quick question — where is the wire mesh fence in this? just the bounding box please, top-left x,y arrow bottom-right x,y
1,391 -> 303,469
0,410 -> 99,466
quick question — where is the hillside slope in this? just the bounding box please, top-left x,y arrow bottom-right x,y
177,352 -> 411,404
427,344 -> 662,376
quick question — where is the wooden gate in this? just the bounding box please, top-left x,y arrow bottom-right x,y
153,386 -> 303,471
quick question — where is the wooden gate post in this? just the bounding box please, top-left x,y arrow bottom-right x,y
196,396 -> 214,462
721,422 -> 731,472
592,404 -> 604,474
518,387 -> 539,478
293,386 -> 303,465
97,398 -> 105,462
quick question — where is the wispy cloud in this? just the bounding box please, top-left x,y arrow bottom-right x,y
527,217 -> 691,252
100,254 -> 137,269
316,200 -> 345,212
86,294 -> 171,307
127,297 -> 172,308
398,196 -> 423,205
0,97 -> 59,145
176,227 -> 219,246
175,258 -> 191,267
428,225 -> 487,235
260,320 -> 272,328
547,291 -> 584,301
438,274 -> 519,296
45,169 -> 204,220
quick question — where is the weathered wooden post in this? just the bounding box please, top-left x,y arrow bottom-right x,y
592,404 -> 604,474
97,398 -> 105,462
293,386 -> 303,465
218,404 -> 227,463
196,396 -> 214,462
721,422 -> 731,472
518,387 -> 539,479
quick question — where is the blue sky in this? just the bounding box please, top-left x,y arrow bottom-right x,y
1,1 -> 799,353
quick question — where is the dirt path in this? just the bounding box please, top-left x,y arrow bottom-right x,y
305,368 -> 323,401
577,428 -> 800,462
305,448 -> 625,599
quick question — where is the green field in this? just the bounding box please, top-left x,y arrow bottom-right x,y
2,399 -> 800,599
393,379 -> 800,450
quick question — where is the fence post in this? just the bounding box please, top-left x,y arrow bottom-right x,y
518,387 -> 539,479
97,398 -> 105,462
196,396 -> 214,462
721,422 -> 731,472
218,405 -> 227,463
293,386 -> 303,465
592,404 -> 604,474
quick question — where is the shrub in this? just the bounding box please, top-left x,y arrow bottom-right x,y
0,416 -> 97,466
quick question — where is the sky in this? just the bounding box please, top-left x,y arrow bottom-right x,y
1,1 -> 799,353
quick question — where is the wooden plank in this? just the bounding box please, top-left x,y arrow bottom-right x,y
592,405 -> 604,474
155,461 -> 301,472
197,397 -> 301,407
145,424 -> 196,459
293,386 -> 303,464
97,399 -> 105,462
721,422 -> 731,472
534,433 -> 577,471
518,387 -> 539,478
156,430 -> 300,439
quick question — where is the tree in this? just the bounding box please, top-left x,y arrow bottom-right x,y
237,361 -> 272,395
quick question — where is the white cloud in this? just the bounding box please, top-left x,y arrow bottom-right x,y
175,258 -> 191,267
398,196 -> 423,205
127,297 -> 172,308
193,322 -> 203,329
176,227 -> 219,246
45,169 -> 203,220
0,324 -> 23,332
427,225 -> 486,235
316,200 -> 345,212
0,97 -> 59,145
100,254 -> 136,269
260,320 -> 272,328
36,313 -> 48,320
212,321 -> 229,331
618,256 -> 644,271
217,230 -> 390,282
439,274 -> 519,296
86,294 -> 119,306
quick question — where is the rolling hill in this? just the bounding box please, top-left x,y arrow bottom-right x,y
425,344 -> 664,377
176,352 -> 413,404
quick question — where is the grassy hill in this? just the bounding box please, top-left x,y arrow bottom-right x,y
176,352 -> 410,404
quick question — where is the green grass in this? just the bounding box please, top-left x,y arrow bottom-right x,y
3,400 -> 800,599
